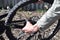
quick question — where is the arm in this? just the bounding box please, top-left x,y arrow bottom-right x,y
35,0 -> 60,31
22,0 -> 60,33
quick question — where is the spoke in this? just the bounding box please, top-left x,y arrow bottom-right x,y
0,13 -> 7,20
5,0 -> 38,25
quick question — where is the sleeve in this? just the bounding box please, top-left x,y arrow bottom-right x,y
35,0 -> 60,31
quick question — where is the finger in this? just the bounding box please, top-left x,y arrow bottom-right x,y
33,27 -> 39,32
22,27 -> 27,31
25,31 -> 32,34
22,28 -> 30,33
22,29 -> 26,32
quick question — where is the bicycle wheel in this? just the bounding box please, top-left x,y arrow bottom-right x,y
4,0 -> 60,40
4,0 -> 39,40
5,0 -> 38,26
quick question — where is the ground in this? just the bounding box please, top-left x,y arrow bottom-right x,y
0,10 -> 60,40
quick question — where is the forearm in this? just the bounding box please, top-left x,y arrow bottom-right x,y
35,0 -> 60,31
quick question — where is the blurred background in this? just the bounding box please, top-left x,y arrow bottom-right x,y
0,0 -> 60,40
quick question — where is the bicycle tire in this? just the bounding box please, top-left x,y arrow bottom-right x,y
4,0 -> 38,40
4,0 -> 60,40
5,0 -> 38,26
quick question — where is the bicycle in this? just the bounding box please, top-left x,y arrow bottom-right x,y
0,0 -> 60,40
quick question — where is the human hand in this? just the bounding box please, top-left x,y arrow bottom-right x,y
22,21 -> 40,34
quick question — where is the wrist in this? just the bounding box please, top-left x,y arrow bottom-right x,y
34,24 -> 44,32
34,24 -> 40,29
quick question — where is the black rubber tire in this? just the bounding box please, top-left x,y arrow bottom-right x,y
4,0 -> 60,40
5,0 -> 38,26
4,0 -> 38,40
